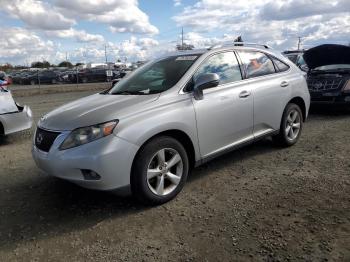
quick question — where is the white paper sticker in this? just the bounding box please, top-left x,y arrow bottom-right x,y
175,56 -> 197,61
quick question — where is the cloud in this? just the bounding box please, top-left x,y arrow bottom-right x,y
1,0 -> 158,35
0,25 -> 160,65
46,29 -> 105,43
174,0 -> 182,7
42,37 -> 160,64
173,0 -> 350,50
0,27 -> 57,64
260,0 -> 350,21
2,0 -> 75,30
55,0 -> 159,34
108,37 -> 160,61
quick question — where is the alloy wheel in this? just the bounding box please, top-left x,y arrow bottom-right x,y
285,109 -> 301,141
147,148 -> 183,196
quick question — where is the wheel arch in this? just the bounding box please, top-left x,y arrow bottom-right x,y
287,96 -> 306,122
131,129 -> 197,173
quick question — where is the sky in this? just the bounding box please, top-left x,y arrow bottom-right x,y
0,0 -> 349,65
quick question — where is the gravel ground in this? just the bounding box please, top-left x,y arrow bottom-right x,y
0,91 -> 349,261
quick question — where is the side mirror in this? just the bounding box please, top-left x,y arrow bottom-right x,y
193,73 -> 220,100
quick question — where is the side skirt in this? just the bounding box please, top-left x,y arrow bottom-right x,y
194,130 -> 279,167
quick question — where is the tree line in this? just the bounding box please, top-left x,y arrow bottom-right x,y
0,61 -> 85,71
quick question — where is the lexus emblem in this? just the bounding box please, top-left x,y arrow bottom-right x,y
36,133 -> 44,145
315,82 -> 323,90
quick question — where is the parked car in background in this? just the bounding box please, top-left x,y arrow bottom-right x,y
32,42 -> 310,205
0,72 -> 33,135
303,44 -> 350,104
21,70 -> 60,85
110,69 -> 134,87
283,50 -> 308,72
69,68 -> 109,83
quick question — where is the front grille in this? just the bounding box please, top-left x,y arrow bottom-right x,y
307,78 -> 344,92
35,127 -> 60,152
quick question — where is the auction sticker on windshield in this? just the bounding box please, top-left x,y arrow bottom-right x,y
175,56 -> 198,61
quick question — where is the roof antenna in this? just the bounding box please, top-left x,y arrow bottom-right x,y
234,36 -> 243,46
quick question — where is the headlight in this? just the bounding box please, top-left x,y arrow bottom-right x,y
59,120 -> 118,150
343,80 -> 350,92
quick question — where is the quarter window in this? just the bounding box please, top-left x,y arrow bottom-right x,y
238,51 -> 276,78
272,57 -> 290,72
194,52 -> 242,85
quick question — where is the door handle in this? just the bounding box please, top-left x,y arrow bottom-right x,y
239,91 -> 251,98
280,81 -> 289,87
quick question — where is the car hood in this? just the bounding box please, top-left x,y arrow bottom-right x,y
303,44 -> 350,69
39,93 -> 160,131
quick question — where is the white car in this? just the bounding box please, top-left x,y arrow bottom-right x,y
0,87 -> 33,135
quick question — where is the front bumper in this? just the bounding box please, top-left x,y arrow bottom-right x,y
0,105 -> 33,135
309,91 -> 350,104
32,132 -> 140,191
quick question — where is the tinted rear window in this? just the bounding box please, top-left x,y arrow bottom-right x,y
238,51 -> 276,78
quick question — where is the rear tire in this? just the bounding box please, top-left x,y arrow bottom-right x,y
131,136 -> 189,205
273,103 -> 303,147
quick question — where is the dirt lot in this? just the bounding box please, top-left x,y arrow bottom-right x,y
0,91 -> 349,261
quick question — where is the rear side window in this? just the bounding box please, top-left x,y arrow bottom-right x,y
272,57 -> 290,72
237,51 -> 276,78
194,52 -> 242,85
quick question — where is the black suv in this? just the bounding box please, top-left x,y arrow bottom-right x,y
304,44 -> 350,104
22,70 -> 60,85
69,68 -> 109,83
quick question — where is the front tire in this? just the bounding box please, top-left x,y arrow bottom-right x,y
273,103 -> 303,147
131,136 -> 189,205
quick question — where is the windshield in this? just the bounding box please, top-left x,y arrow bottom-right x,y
109,55 -> 199,95
314,64 -> 350,71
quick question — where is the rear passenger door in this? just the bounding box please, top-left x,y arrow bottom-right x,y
236,50 -> 291,138
191,51 -> 254,158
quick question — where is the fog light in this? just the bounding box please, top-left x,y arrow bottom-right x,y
81,169 -> 101,180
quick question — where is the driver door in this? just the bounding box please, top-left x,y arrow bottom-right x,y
191,51 -> 254,158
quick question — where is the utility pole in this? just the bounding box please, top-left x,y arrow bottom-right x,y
104,44 -> 108,64
66,52 -> 68,61
297,36 -> 302,50
181,27 -> 184,49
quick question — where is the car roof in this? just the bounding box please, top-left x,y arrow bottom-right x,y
162,43 -> 275,59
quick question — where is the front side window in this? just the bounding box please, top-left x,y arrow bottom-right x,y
194,52 -> 242,85
238,51 -> 276,78
109,55 -> 199,95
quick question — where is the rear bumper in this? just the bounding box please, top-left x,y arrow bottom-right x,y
0,105 -> 33,135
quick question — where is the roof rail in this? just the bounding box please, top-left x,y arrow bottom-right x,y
208,42 -> 271,50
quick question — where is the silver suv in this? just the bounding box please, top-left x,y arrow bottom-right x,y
32,43 -> 310,205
